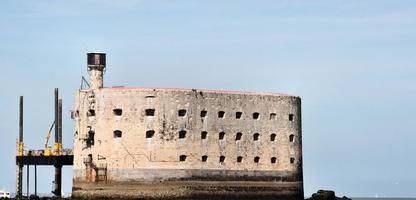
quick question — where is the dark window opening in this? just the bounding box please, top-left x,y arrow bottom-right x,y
200,110 -> 207,118
271,157 -> 277,164
145,109 -> 155,116
178,109 -> 187,117
237,156 -> 243,163
179,130 -> 187,139
289,134 -> 295,142
218,111 -> 225,118
113,130 -> 122,138
235,112 -> 242,119
146,130 -> 155,138
86,130 -> 95,147
219,132 -> 225,140
290,157 -> 295,164
201,131 -> 208,139
235,132 -> 242,141
179,155 -> 187,162
253,112 -> 260,119
270,133 -> 276,141
202,155 -> 208,162
253,133 -> 260,141
289,114 -> 294,121
219,156 -> 225,163
113,109 -> 122,116
270,113 -> 277,120
87,109 -> 95,117
254,156 -> 260,163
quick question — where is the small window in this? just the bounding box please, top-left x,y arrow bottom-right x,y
113,130 -> 122,138
254,156 -> 260,163
146,130 -> 155,138
219,156 -> 225,163
235,132 -> 242,141
289,134 -> 295,142
237,156 -> 243,163
271,157 -> 277,164
86,130 -> 95,147
200,110 -> 207,118
235,112 -> 242,119
253,112 -> 260,119
113,109 -> 122,116
218,111 -> 225,118
145,109 -> 155,116
289,114 -> 294,121
290,157 -> 295,164
179,155 -> 187,162
270,133 -> 276,141
179,130 -> 187,139
253,133 -> 260,141
178,109 -> 187,117
219,132 -> 225,140
202,155 -> 208,162
270,113 -> 277,120
201,131 -> 208,139
87,109 -> 95,117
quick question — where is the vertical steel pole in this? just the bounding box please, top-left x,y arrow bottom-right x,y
19,96 -> 23,143
17,96 -> 23,197
58,99 -> 62,145
55,88 -> 59,145
53,88 -> 62,197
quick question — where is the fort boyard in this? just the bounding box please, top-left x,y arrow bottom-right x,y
72,53 -> 304,200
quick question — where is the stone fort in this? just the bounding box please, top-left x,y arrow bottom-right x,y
72,53 -> 304,199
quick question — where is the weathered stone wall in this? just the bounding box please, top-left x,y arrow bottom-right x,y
72,87 -> 303,199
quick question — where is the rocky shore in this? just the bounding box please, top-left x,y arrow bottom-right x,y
307,190 -> 351,200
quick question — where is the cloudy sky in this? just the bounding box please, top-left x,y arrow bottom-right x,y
0,0 -> 415,197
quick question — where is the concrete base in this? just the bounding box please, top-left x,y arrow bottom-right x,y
72,180 -> 303,200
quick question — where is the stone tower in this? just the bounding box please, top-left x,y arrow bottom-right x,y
87,52 -> 106,89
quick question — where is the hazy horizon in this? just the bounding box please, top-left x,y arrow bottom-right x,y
1,0 -> 415,198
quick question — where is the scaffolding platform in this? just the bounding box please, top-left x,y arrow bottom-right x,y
16,149 -> 73,166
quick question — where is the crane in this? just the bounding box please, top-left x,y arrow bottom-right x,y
43,121 -> 55,156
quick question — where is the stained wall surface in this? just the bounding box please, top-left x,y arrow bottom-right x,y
72,87 -> 303,199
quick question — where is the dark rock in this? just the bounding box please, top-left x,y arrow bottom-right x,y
306,190 -> 351,200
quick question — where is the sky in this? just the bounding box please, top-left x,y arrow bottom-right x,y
0,0 -> 415,198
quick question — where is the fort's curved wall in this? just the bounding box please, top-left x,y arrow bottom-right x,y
72,87 -> 303,199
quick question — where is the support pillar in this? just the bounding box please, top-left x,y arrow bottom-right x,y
26,165 -> 29,198
34,165 -> 37,197
17,164 -> 23,197
53,164 -> 62,197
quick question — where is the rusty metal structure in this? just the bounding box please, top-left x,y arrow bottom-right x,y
15,89 -> 73,198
